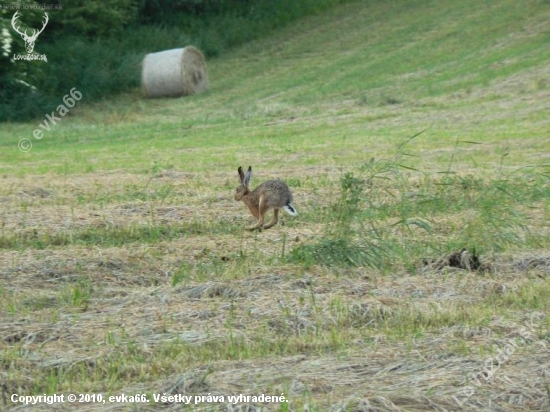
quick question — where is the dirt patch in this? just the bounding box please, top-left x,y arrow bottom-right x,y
421,248 -> 486,272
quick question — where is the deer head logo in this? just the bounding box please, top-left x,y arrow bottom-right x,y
11,11 -> 49,54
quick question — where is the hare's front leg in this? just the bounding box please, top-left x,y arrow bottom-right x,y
263,208 -> 279,230
246,195 -> 268,231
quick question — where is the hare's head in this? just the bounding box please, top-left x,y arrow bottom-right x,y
235,166 -> 252,201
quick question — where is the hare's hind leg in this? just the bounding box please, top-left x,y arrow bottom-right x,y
246,194 -> 268,231
263,208 -> 279,230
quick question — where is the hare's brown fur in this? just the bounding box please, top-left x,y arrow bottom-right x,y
235,166 -> 296,230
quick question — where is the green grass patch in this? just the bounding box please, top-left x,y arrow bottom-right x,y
0,221 -> 238,250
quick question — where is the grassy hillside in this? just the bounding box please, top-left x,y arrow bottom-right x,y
1,0 -> 549,411
2,0 -> 549,174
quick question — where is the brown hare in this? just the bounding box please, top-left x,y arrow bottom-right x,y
235,166 -> 297,231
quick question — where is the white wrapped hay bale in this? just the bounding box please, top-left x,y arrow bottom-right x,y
141,46 -> 208,98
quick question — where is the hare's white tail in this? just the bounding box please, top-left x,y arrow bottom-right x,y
283,203 -> 298,216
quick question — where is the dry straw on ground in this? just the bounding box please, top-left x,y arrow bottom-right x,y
1,173 -> 549,411
141,46 -> 209,98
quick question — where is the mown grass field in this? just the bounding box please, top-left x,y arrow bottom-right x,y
1,0 -> 549,410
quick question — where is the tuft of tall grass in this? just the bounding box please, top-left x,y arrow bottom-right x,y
290,134 -> 550,271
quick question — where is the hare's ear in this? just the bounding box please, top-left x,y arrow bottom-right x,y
244,166 -> 252,186
238,166 -> 245,184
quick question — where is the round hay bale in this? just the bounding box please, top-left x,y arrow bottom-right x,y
141,46 -> 208,98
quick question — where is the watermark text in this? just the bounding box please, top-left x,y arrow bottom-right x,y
18,87 -> 82,152
1,3 -> 63,10
452,319 -> 547,407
